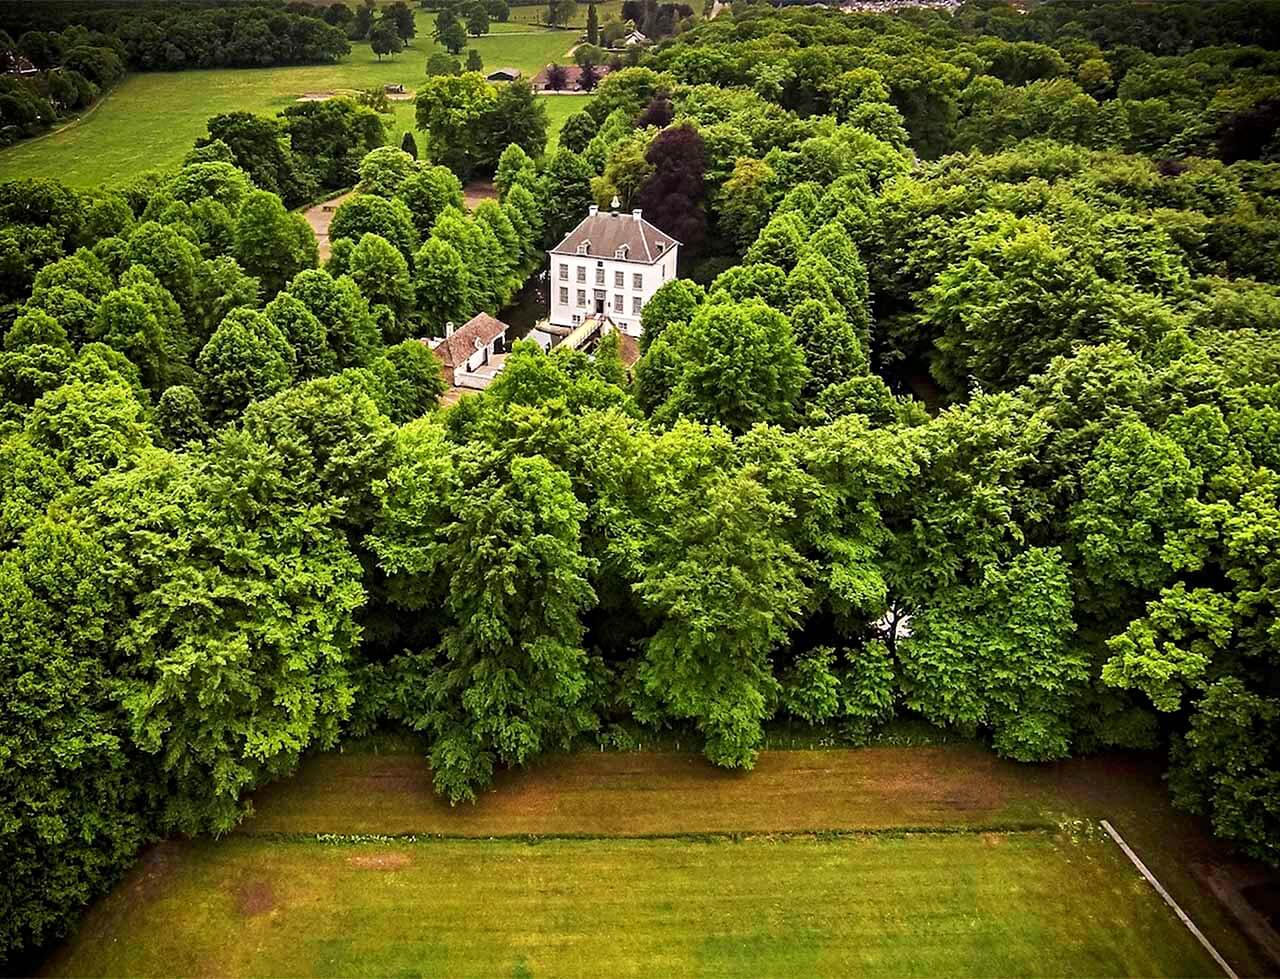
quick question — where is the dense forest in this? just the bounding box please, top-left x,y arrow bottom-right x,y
3,0 -> 1280,967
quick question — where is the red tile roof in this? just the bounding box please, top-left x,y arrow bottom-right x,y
532,64 -> 614,91
430,312 -> 508,370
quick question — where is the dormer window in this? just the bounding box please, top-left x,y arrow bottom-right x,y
656,241 -> 666,254
577,240 -> 591,255
615,244 -> 629,260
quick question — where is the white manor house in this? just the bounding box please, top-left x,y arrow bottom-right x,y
548,202 -> 681,337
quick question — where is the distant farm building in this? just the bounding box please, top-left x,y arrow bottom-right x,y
486,67 -> 521,82
532,64 -> 614,91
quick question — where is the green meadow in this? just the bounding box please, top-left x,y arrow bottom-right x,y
0,12 -> 581,189
49,833 -> 1217,978
40,745 -> 1262,978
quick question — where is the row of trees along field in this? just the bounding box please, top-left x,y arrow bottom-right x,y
3,0 -> 1280,968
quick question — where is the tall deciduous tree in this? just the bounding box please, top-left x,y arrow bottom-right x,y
73,438 -> 364,834
233,190 -> 318,299
397,165 -> 465,238
0,519 -> 151,959
369,22 -> 404,60
651,299 -> 807,433
196,308 -> 295,422
372,445 -> 599,803
347,232 -> 415,341
283,269 -> 382,369
898,548 -> 1086,761
412,238 -> 472,335
635,459 -> 810,768
540,148 -> 594,247
635,122 -> 707,253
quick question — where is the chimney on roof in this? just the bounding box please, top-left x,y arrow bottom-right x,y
588,204 -> 599,216
632,208 -> 643,221
445,321 -> 455,337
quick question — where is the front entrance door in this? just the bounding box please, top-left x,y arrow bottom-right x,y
594,290 -> 606,316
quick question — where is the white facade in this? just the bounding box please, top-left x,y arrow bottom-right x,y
547,206 -> 680,338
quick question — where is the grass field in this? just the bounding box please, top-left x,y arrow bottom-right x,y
541,93 -> 582,147
46,833 -> 1217,978
0,11 -> 577,189
40,744 -> 1276,978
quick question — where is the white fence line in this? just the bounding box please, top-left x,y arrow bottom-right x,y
1100,819 -> 1238,979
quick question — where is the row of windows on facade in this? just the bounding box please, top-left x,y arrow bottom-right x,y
559,264 -> 645,290
559,287 -> 643,315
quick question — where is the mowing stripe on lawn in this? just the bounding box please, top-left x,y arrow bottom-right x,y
45,833 -> 1222,978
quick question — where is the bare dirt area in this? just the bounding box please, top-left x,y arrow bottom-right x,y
618,331 -> 640,368
438,386 -> 476,407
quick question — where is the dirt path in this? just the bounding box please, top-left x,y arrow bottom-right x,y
462,179 -> 498,210
302,190 -> 355,262
8,81 -> 119,148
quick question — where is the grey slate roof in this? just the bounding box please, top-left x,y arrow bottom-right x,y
549,209 -> 680,265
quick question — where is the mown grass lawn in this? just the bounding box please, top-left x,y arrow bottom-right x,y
0,13 -> 575,189
539,92 -> 584,146
46,833 -> 1217,978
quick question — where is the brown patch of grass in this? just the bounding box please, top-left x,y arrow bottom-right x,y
241,745 -> 1044,839
234,880 -> 275,917
462,180 -> 498,210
